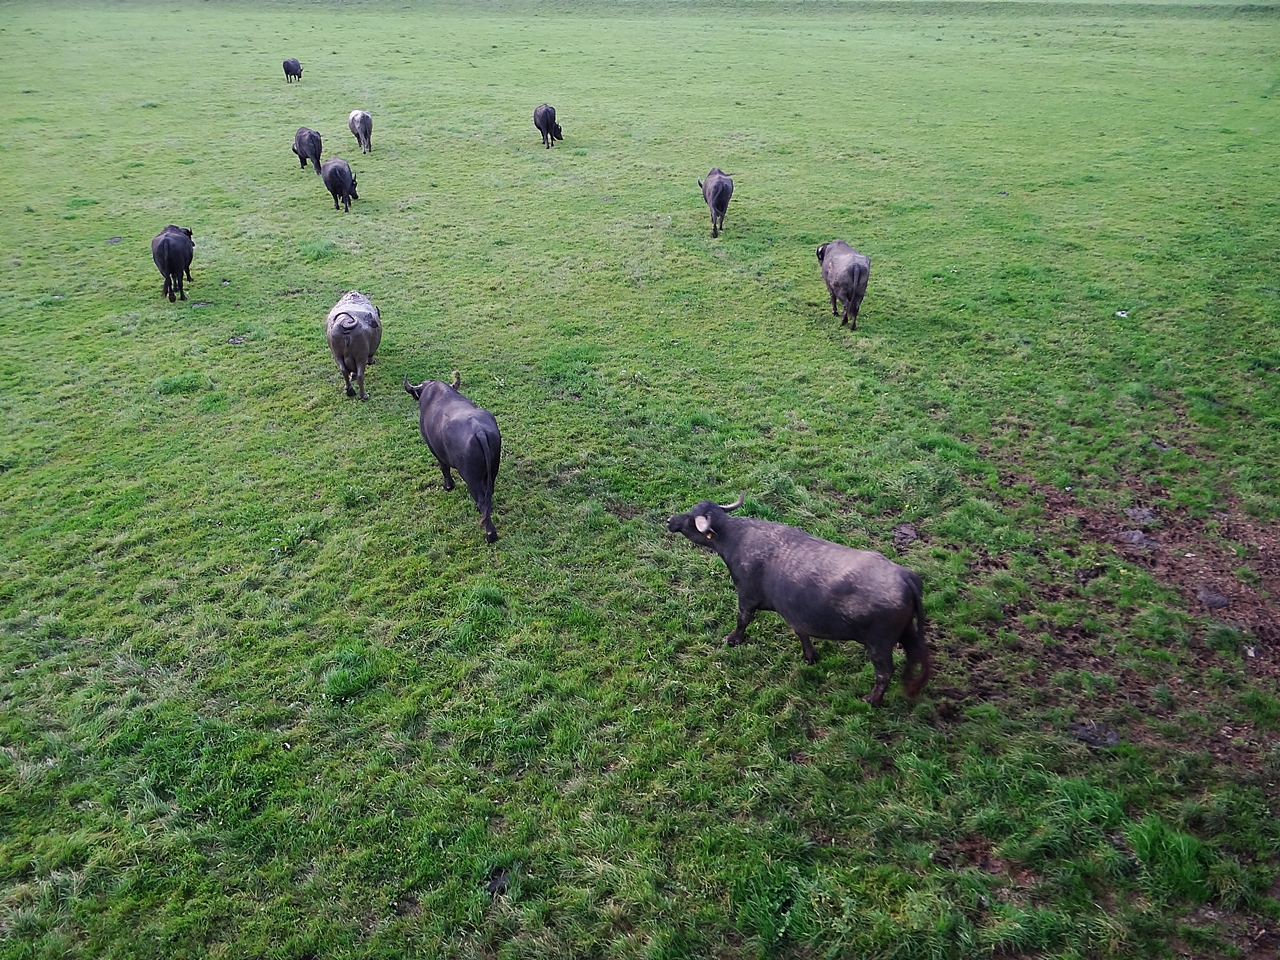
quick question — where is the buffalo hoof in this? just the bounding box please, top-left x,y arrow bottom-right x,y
723,632 -> 744,647
485,530 -> 498,544
359,392 -> 369,401
345,385 -> 356,397
862,692 -> 885,707
803,651 -> 819,665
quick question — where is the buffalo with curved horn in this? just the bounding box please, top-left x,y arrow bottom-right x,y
668,492 -> 931,705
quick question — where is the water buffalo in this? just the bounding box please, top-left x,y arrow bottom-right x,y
699,168 -> 733,238
404,372 -> 502,543
348,110 -> 372,154
816,240 -> 871,329
668,495 -> 931,706
151,224 -> 194,303
283,58 -> 303,82
533,103 -> 562,148
292,126 -> 322,174
325,291 -> 382,400
320,157 -> 358,212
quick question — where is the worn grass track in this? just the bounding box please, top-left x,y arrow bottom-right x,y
1,1 -> 1278,957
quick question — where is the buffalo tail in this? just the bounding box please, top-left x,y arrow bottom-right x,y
902,578 -> 932,698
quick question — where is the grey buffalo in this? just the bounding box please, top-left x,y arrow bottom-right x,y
325,291 -> 382,400
698,167 -> 733,238
292,126 -> 322,174
348,110 -> 372,154
404,372 -> 502,543
816,240 -> 870,329
533,103 -> 562,148
320,158 -> 358,212
151,224 -> 194,303
668,495 -> 931,706
283,58 -> 303,82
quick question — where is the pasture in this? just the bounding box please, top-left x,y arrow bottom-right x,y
2,0 -> 1279,956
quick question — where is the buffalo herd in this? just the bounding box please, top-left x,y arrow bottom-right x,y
146,61 -> 920,704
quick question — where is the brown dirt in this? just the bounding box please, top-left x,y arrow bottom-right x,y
928,472 -> 1279,778
1019,474 -> 1280,656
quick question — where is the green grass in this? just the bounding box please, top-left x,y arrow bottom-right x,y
2,0 -> 1279,957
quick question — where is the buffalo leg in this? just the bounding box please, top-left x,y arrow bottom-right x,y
798,633 -> 817,665
830,291 -> 839,316
864,639 -> 896,706
723,602 -> 758,647
437,463 -> 455,491
356,363 -> 368,401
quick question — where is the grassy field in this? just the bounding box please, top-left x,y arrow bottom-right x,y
2,0 -> 1279,957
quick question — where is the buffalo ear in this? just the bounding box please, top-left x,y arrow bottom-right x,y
694,515 -> 712,534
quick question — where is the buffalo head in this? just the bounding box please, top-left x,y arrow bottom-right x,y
667,493 -> 744,545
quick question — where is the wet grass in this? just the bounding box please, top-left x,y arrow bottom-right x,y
1,0 -> 1279,957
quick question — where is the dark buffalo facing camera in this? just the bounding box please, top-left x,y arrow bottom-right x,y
405,373 -> 503,543
320,157 -> 358,212
698,167 -> 733,238
668,495 -> 931,706
816,240 -> 871,329
292,126 -> 322,174
151,224 -> 194,303
283,58 -> 302,82
533,103 -> 562,148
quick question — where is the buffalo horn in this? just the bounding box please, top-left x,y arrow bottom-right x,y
719,492 -> 745,512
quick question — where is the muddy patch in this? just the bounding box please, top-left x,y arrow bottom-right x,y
1013,475 -> 1279,657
